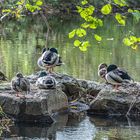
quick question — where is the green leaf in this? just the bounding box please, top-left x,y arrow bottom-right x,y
81,23 -> 89,28
76,6 -> 83,13
97,19 -> 103,26
128,9 -> 133,13
79,41 -> 90,51
131,44 -> 138,50
85,16 -> 94,22
79,46 -> 87,51
137,38 -> 140,41
74,40 -> 81,47
94,34 -> 102,41
76,28 -> 86,37
69,30 -> 76,38
115,13 -> 125,25
130,36 -> 137,43
36,0 -> 43,6
82,41 -> 90,47
79,6 -> 95,19
101,4 -> 112,15
123,38 -> 133,46
87,6 -> 95,15
81,0 -> 88,5
89,23 -> 97,29
2,9 -> 11,13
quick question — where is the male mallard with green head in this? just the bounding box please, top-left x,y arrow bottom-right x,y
37,48 -> 63,73
105,64 -> 133,89
11,72 -> 30,97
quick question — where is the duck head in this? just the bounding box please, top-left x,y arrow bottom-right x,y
16,72 -> 24,78
50,48 -> 58,54
98,63 -> 107,70
107,64 -> 118,72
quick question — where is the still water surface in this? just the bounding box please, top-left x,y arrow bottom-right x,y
0,15 -> 140,139
1,115 -> 140,140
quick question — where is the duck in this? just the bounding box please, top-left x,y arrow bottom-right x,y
11,72 -> 30,97
36,75 -> 57,89
37,47 -> 63,73
98,63 -> 108,80
0,71 -> 8,81
105,64 -> 133,89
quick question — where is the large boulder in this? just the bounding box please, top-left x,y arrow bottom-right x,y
28,72 -> 86,101
88,83 -> 140,116
0,88 -> 68,123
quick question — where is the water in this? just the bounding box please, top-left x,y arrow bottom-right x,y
1,115 -> 140,139
0,15 -> 140,139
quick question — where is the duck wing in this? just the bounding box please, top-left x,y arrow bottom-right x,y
106,70 -> 123,83
20,78 -> 30,92
11,77 -> 21,92
117,68 -> 132,80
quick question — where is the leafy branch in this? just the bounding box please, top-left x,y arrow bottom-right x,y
69,0 -> 140,51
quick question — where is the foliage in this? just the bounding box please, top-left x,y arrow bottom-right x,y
68,0 -> 140,51
123,35 -> 140,50
1,0 -> 140,51
1,0 -> 43,19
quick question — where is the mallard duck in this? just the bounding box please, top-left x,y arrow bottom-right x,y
98,63 -> 107,80
105,64 -> 133,89
0,71 -> 7,81
36,75 -> 56,89
11,72 -> 30,97
37,48 -> 63,73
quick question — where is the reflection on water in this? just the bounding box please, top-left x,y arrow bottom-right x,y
1,115 -> 140,140
90,116 -> 140,140
0,16 -> 140,81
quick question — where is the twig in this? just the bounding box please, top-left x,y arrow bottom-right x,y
0,13 -> 10,21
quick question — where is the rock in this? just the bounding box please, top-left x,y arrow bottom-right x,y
28,72 -> 85,101
0,88 -> 68,123
1,71 -> 140,120
88,83 -> 140,116
78,79 -> 107,97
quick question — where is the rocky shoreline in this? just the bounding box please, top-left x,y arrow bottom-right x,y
0,71 -> 140,123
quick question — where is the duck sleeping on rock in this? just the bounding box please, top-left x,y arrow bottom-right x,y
11,72 -> 30,98
37,47 -> 63,73
105,64 -> 133,89
36,75 -> 57,89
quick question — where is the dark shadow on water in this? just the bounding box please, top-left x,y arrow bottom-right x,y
1,114 -> 68,139
1,113 -> 86,139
